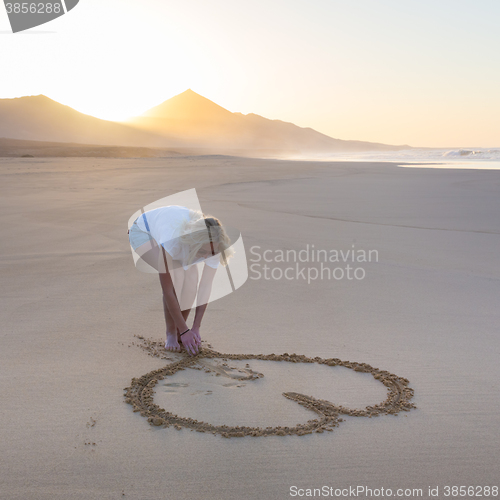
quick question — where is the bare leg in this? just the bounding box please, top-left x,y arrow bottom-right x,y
170,264 -> 185,299
163,291 -> 181,352
135,239 -> 182,351
163,294 -> 193,351
162,266 -> 198,351
179,264 -> 199,312
179,265 -> 200,346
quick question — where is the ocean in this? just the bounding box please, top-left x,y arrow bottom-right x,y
297,148 -> 500,169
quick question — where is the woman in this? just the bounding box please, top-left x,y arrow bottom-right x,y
128,205 -> 233,356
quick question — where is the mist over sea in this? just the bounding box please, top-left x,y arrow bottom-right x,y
297,148 -> 500,169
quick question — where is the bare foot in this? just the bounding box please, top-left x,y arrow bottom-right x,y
165,331 -> 181,352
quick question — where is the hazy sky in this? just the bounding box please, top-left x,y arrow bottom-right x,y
1,0 -> 499,147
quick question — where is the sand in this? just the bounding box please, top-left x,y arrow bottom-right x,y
1,156 -> 499,500
126,336 -> 415,437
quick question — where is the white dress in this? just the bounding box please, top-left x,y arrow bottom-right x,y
135,205 -> 220,271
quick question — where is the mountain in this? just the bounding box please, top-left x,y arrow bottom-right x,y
0,95 -> 181,148
126,89 -> 411,154
0,91 -> 411,157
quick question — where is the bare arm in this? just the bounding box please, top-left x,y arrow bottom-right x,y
159,264 -> 189,334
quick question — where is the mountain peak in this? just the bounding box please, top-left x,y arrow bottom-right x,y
140,89 -> 232,120
7,94 -> 52,102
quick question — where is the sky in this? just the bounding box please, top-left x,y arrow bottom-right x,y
1,0 -> 499,148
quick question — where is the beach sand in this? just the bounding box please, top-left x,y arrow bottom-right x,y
1,156 -> 499,499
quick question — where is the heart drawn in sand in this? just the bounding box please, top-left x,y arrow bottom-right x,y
124,337 -> 416,438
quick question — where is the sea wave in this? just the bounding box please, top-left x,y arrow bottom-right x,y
442,149 -> 500,160
299,148 -> 500,163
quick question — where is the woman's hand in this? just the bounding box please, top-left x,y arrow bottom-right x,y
190,326 -> 202,346
180,330 -> 199,356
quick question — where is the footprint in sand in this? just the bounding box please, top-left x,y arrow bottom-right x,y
124,337 -> 417,438
222,382 -> 246,388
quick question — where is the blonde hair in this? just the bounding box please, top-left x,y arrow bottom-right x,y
178,210 -> 234,266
